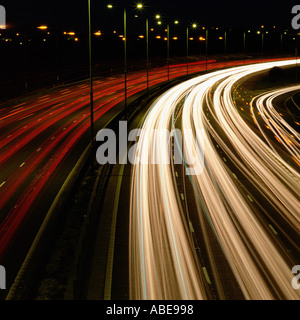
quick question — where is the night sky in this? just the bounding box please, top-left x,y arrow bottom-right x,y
2,0 -> 300,31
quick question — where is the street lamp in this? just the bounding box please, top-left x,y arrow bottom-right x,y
205,27 -> 208,71
155,16 -> 173,82
257,29 -> 264,61
107,3 -> 145,117
88,0 -> 94,149
107,3 -> 128,117
136,4 -> 150,94
186,23 -> 197,75
243,31 -> 246,64
224,30 -> 227,67
37,25 -> 63,86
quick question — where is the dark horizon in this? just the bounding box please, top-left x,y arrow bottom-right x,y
2,0 -> 299,31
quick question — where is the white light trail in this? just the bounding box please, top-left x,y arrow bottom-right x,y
129,59 -> 300,300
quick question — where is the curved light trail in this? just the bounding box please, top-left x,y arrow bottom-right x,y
0,57 -> 277,268
129,59 -> 300,300
0,59 -> 220,263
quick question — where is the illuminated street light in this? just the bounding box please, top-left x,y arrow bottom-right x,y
37,25 -> 48,30
107,3 -> 144,117
186,23 -> 198,75
136,3 -> 150,94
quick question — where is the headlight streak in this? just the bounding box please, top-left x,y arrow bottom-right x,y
129,60 -> 300,300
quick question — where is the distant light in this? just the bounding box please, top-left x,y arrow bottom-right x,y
94,31 -> 102,36
107,4 -> 113,9
137,3 -> 143,9
189,37 -> 194,41
248,30 -> 251,33
16,33 -> 20,36
0,25 -> 5,30
219,36 -> 223,40
199,36 -> 206,41
150,28 -> 154,32
192,24 -> 197,29
257,31 -> 261,34
172,36 -> 178,40
155,15 -> 161,19
122,37 -> 126,41
113,30 -> 117,34
174,20 -> 179,25
119,35 -> 124,38
202,27 -> 205,30
74,37 -> 79,42
164,37 -> 168,41
37,25 -> 48,30
138,35 -> 144,38
68,32 -> 76,36
261,25 -> 264,29
157,21 -> 162,25
156,35 -> 161,39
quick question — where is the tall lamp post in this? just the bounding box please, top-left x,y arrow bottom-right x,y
136,4 -> 149,94
186,23 -> 197,75
155,17 -> 179,82
108,3 -> 144,117
224,30 -> 227,67
124,7 -> 127,118
88,0 -> 94,148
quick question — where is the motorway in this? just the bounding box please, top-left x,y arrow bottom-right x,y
1,57 -> 255,297
1,56 -> 298,299
128,60 -> 300,300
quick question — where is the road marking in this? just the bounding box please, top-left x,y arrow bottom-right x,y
189,220 -> 194,233
232,173 -> 238,180
0,181 -> 6,188
175,171 -> 178,178
269,224 -> 278,235
202,267 -> 212,285
37,148 -> 41,152
20,114 -> 33,121
247,195 -> 254,203
180,193 -> 185,201
19,162 -> 25,168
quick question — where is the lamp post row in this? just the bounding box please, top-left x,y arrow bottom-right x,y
87,2 -> 276,147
